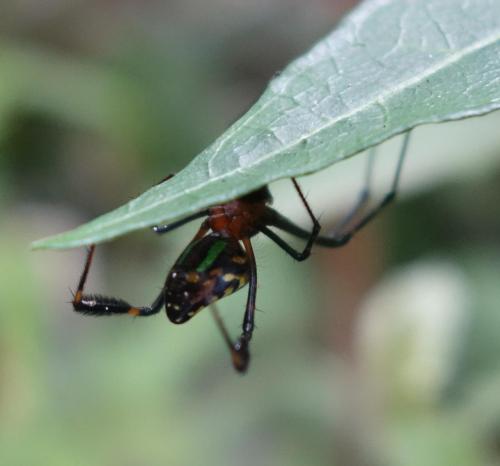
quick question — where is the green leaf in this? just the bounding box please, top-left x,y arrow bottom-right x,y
33,0 -> 500,249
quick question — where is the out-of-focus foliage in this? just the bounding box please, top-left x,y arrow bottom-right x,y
1,1 -> 500,466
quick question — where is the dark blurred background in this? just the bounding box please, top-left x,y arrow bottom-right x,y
1,1 -> 500,465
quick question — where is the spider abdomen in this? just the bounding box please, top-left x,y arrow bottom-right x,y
164,234 -> 250,324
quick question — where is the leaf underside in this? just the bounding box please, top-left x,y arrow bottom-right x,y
33,0 -> 500,249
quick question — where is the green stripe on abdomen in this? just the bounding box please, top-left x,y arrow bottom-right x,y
196,240 -> 227,272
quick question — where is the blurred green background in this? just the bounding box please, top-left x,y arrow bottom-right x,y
1,1 -> 500,465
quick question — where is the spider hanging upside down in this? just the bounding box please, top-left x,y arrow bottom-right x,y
72,133 -> 411,373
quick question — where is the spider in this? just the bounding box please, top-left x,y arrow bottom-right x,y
72,133 -> 411,373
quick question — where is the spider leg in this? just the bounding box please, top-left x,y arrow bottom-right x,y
152,210 -> 210,235
330,146 -> 375,234
219,238 -> 257,373
73,219 -> 211,318
188,219 -> 211,243
209,304 -> 249,372
266,132 -> 411,248
151,171 -> 209,235
210,304 -> 233,350
154,173 -> 175,186
258,177 -> 321,261
72,245 -> 165,317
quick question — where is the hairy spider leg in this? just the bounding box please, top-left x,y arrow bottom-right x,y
72,245 -> 165,317
258,177 -> 321,261
72,219 -> 211,318
265,131 -> 411,248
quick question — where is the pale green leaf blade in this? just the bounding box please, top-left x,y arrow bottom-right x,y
33,0 -> 500,249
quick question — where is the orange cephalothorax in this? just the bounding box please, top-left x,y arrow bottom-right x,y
208,187 -> 272,239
